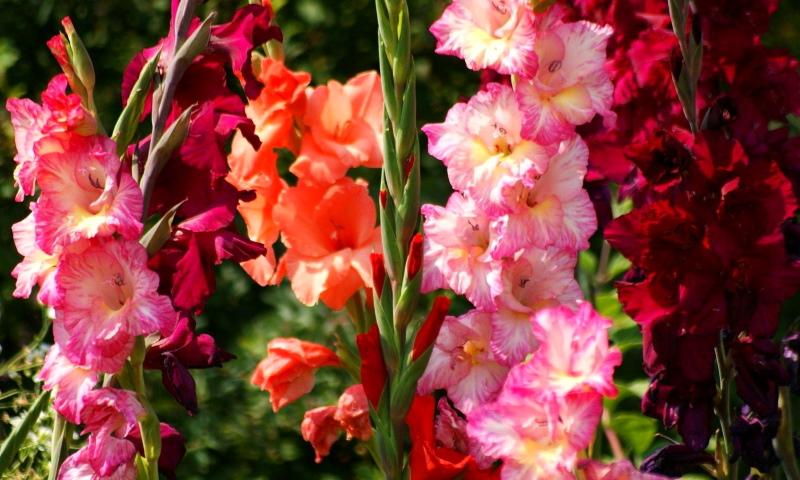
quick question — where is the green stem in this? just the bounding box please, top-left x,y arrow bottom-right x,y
775,386 -> 800,480
130,337 -> 161,480
713,343 -> 737,480
48,415 -> 71,480
372,0 -> 422,477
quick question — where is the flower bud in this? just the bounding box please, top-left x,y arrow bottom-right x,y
61,17 -> 95,93
411,296 -> 451,361
406,233 -> 423,279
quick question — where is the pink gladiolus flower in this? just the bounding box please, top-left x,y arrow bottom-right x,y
74,388 -> 145,477
33,135 -> 142,254
489,246 -> 581,366
273,178 -> 381,310
334,384 -> 372,441
516,18 -> 614,144
81,388 -> 145,438
58,444 -> 136,480
291,72 -> 383,184
301,405 -> 342,463
580,459 -> 669,480
421,193 -> 502,311
54,239 -> 176,373
11,213 -> 60,305
490,136 -> 597,255
5,74 -> 95,201
467,391 -> 603,479
422,83 -> 553,215
430,0 -> 538,76
417,310 -> 508,414
505,303 -> 622,399
37,344 -> 98,424
251,338 -> 340,412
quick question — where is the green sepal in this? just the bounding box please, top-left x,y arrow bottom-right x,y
379,183 -> 404,283
140,199 -> 185,255
62,20 -> 95,93
395,70 -> 417,165
113,52 -> 161,156
389,346 -> 431,423
393,269 -> 421,337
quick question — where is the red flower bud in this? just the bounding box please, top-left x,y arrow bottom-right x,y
356,325 -> 387,408
406,233 -> 424,279
412,296 -> 452,361
370,253 -> 386,298
404,154 -> 416,181
379,189 -> 388,209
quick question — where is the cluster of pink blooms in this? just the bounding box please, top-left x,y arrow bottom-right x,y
8,44 -> 176,480
410,1 -> 644,478
7,2 -> 280,477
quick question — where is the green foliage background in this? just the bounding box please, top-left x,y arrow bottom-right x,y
0,0 -> 797,478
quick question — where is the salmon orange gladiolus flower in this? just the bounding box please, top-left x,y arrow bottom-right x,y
251,338 -> 340,412
291,72 -> 383,184
273,178 -> 381,310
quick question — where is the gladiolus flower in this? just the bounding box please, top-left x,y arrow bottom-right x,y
5,74 -> 96,201
251,338 -> 340,412
54,239 -> 176,373
516,18 -> 614,144
334,384 -> 372,441
422,83 -> 553,215
81,388 -> 144,438
417,310 -> 508,414
490,136 -> 597,255
429,0 -> 538,76
227,133 -> 286,286
301,406 -> 342,463
291,71 -> 383,184
34,134 -> 142,254
58,444 -> 136,480
421,193 -> 502,311
77,388 -> 145,477
407,395 -> 471,480
11,213 -> 60,305
489,246 -> 581,365
503,304 -> 621,399
580,459 -> 669,480
273,178 -> 381,310
37,345 -> 98,424
467,391 -> 603,479
240,57 -> 310,154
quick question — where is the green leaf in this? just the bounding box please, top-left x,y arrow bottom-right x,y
579,250 -> 598,276
595,290 -> 633,326
140,199 -> 185,255
112,52 -> 160,156
606,253 -> 631,281
610,412 -> 658,456
610,325 -> 643,352
0,389 -> 51,474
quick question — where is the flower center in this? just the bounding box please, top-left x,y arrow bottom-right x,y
462,339 -> 486,364
101,271 -> 133,311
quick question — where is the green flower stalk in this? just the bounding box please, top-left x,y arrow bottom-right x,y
368,0 -> 427,477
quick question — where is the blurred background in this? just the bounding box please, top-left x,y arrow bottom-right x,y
0,0 -> 798,479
